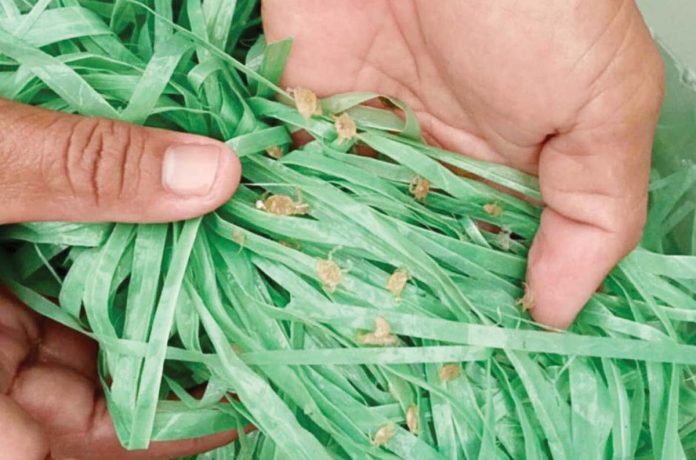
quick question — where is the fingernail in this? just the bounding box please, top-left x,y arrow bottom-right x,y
162,143 -> 228,197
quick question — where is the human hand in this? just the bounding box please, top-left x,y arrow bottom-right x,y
0,98 -> 240,224
0,291 -> 240,460
263,0 -> 665,328
0,100 -> 241,458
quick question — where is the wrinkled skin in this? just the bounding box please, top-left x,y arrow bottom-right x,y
263,0 -> 665,328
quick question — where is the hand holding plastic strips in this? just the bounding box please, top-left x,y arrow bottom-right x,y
0,1 -> 695,459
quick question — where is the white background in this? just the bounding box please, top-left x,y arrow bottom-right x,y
639,0 -> 696,69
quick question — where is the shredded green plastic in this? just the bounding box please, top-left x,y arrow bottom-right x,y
1,1 -> 695,459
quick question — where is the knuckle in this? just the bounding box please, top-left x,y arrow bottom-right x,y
53,116 -> 144,204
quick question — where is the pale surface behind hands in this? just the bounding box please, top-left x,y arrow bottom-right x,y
639,0 -> 696,70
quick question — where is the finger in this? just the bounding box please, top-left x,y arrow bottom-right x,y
36,318 -> 98,381
526,43 -> 664,329
0,291 -> 44,460
65,395 -> 238,460
1,291 -> 238,458
10,364 -> 238,460
0,290 -> 38,393
0,289 -> 96,384
0,98 -> 241,224
0,395 -> 49,460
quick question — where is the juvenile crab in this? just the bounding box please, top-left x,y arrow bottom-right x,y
333,112 -> 357,143
356,316 -> 400,346
406,405 -> 418,434
517,283 -> 535,312
496,227 -> 513,251
438,363 -> 461,382
290,87 -> 322,119
409,176 -> 430,201
231,229 -> 245,246
266,145 -> 283,159
316,248 -> 351,293
317,257 -> 342,293
256,190 -> 310,216
386,268 -> 409,299
483,202 -> 503,217
371,422 -> 396,447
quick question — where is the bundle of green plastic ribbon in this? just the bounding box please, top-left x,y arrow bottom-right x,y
0,1 -> 695,458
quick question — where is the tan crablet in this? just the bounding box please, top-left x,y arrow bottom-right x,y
316,257 -> 343,293
356,316 -> 400,346
333,112 -> 357,144
386,269 -> 409,299
266,145 -> 283,159
291,87 -> 323,119
371,422 -> 397,447
517,283 -> 535,312
406,405 -> 419,434
438,363 -> 461,382
409,176 -> 431,201
483,202 -> 503,217
256,190 -> 310,216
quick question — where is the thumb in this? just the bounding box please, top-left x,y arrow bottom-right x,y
526,54 -> 664,329
0,99 -> 240,224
